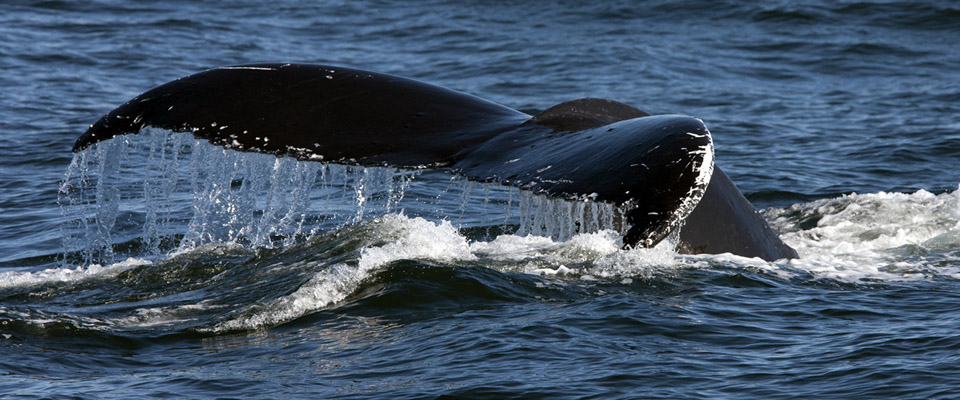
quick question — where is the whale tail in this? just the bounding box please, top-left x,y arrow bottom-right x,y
74,64 -> 529,167
74,63 -> 796,260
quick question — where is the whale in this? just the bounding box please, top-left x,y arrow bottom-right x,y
73,63 -> 798,261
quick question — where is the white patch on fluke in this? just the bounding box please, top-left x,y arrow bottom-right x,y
218,66 -> 277,71
646,126 -> 714,244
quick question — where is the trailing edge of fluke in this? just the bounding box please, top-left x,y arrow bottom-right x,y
74,63 -> 798,261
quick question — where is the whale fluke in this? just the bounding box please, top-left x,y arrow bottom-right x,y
74,64 -> 529,168
74,63 -> 797,260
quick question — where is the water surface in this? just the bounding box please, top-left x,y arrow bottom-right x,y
1,1 -> 959,398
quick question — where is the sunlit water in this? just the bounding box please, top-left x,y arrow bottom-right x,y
2,1 -> 959,398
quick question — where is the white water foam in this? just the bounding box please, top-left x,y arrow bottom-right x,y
57,132 -> 960,333
209,214 -> 476,332
767,186 -> 960,282
0,258 -> 151,290
469,229 -> 678,279
208,214 -> 684,332
40,185 -> 960,333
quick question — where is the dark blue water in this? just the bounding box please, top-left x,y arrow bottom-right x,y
2,1 -> 960,398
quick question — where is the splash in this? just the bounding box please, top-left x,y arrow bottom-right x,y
32,180 -> 960,334
58,130 -> 630,265
206,214 -> 672,332
53,130 -> 960,337
0,258 -> 151,290
515,194 -> 628,241
59,130 -> 429,264
766,187 -> 960,281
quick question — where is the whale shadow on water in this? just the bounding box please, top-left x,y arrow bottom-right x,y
73,63 -> 797,261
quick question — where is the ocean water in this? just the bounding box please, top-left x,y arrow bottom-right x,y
2,0 -> 960,398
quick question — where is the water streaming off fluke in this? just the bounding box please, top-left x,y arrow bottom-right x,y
58,130 -> 630,265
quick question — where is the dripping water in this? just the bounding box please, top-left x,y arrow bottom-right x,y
58,130 -> 631,266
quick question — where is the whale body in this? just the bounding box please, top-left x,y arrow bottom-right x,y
74,63 -> 797,261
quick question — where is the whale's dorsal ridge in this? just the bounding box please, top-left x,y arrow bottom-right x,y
526,98 -> 651,132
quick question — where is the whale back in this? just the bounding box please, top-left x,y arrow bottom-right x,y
525,98 -> 650,132
678,168 -> 800,260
